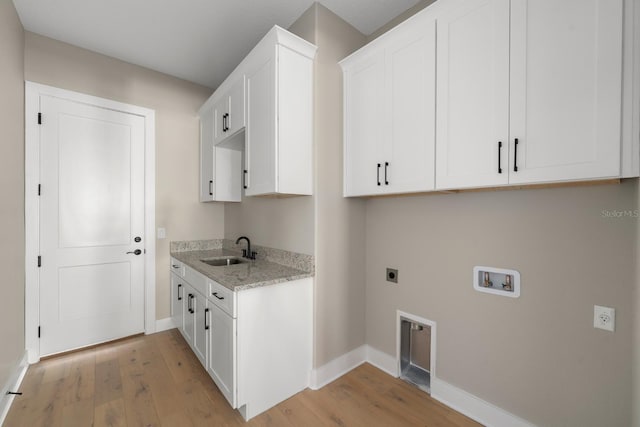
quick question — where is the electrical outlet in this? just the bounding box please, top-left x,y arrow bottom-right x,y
157,227 -> 166,239
386,268 -> 398,283
594,305 -> 615,332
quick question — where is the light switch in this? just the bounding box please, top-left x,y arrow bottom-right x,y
157,227 -> 166,239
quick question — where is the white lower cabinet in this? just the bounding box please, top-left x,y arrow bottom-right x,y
170,272 -> 184,333
170,258 -> 312,421
207,301 -> 236,407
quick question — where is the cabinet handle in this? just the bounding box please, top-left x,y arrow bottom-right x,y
178,284 -> 182,301
225,113 -> 230,132
514,138 -> 519,172
498,141 -> 503,174
188,294 -> 194,313
172,264 -> 180,269
377,163 -> 381,186
209,180 -> 213,196
384,162 -> 389,185
222,113 -> 227,132
243,169 -> 248,189
204,308 -> 210,330
212,292 -> 225,300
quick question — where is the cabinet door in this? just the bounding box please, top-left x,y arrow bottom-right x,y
193,291 -> 208,367
383,17 -> 436,194
213,96 -> 229,145
227,76 -> 246,136
208,303 -> 237,407
508,0 -> 623,184
245,50 -> 277,196
199,107 -> 215,202
170,272 -> 184,330
435,0 -> 510,190
183,286 -> 195,345
343,50 -> 385,196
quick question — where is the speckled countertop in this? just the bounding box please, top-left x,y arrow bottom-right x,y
170,240 -> 314,292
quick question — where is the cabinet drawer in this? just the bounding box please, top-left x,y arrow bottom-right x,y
209,280 -> 235,318
184,265 -> 208,296
170,257 -> 184,277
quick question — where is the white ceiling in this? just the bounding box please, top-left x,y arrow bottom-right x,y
12,0 -> 420,88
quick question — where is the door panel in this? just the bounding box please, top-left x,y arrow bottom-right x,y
200,106 -> 215,202
435,0 -> 510,190
385,18 -> 436,194
208,303 -> 236,407
343,50 -> 385,196
40,95 -> 145,356
246,54 -> 277,195
509,0 -> 623,183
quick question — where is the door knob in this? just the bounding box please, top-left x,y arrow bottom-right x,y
127,249 -> 142,255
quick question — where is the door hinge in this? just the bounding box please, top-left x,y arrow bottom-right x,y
37,255 -> 41,267
37,113 -> 42,125
38,326 -> 41,338
38,184 -> 41,196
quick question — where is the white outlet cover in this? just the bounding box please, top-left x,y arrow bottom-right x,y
594,305 -> 615,332
157,227 -> 166,239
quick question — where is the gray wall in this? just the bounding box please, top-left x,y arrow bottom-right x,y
0,0 -> 25,392
311,4 -> 368,367
24,33 -> 222,320
635,181 -> 640,427
224,3 -> 368,368
365,181 -> 637,426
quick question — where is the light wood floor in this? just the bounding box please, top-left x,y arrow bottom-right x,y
4,329 -> 481,427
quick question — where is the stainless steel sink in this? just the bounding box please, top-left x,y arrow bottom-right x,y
201,257 -> 245,267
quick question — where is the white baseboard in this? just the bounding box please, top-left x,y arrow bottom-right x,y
0,351 -> 29,426
309,345 -> 366,390
312,345 -> 535,427
365,345 -> 398,377
431,377 -> 536,427
155,317 -> 176,333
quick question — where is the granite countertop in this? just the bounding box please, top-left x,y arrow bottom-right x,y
170,248 -> 313,292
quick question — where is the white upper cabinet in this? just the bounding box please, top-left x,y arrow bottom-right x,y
244,27 -> 317,196
343,0 -> 635,196
508,0 -> 623,184
435,0 -> 624,190
200,105 -> 216,201
214,76 -> 246,145
199,104 -> 242,202
435,0 -> 510,190
341,13 -> 436,197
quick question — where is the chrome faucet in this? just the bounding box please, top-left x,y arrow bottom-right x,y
235,236 -> 256,260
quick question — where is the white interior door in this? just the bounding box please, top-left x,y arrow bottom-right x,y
39,95 -> 146,356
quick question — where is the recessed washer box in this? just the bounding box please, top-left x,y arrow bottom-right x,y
473,266 -> 521,298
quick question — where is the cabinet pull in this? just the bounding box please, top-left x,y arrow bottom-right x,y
498,141 -> 503,174
377,163 -> 381,186
172,264 -> 180,269
212,292 -> 225,300
188,294 -> 194,313
209,180 -> 213,196
384,162 -> 389,185
225,113 -> 230,132
178,284 -> 182,301
204,308 -> 210,330
513,138 -> 519,172
243,169 -> 248,189
222,113 -> 228,132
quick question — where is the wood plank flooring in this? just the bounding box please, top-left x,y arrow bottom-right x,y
3,330 -> 481,427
